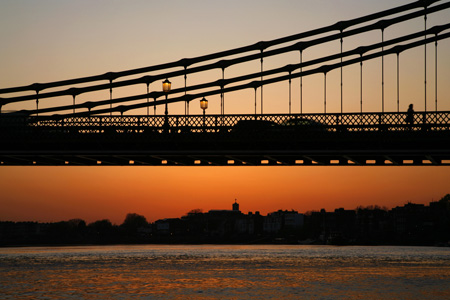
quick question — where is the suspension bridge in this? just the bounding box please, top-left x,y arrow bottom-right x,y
1,0 -> 449,166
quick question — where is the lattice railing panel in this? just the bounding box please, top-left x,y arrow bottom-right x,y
1,112 -> 449,139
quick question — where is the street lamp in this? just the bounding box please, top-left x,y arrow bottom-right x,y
162,79 -> 171,116
200,97 -> 208,114
200,97 -> 208,129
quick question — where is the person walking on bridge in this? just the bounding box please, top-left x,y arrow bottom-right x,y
406,104 -> 414,127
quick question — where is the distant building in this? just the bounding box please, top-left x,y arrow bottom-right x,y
263,210 -> 304,233
2,196 -> 450,245
232,199 -> 240,212
206,209 -> 241,237
155,218 -> 183,236
208,199 -> 241,215
235,211 -> 263,235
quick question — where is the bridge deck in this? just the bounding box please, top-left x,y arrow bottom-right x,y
1,112 -> 449,166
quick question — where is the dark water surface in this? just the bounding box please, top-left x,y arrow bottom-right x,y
1,245 -> 449,299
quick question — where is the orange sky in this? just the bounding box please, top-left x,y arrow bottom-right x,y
1,1 -> 449,224
0,166 -> 449,224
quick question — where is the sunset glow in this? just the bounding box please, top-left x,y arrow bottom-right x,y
1,166 -> 448,224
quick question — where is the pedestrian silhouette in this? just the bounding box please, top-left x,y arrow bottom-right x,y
406,104 -> 414,126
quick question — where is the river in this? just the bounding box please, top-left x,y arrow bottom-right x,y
1,245 -> 449,299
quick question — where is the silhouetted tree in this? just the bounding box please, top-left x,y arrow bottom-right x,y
356,205 -> 388,211
68,218 -> 86,232
46,220 -> 86,244
87,219 -> 117,243
88,219 -> 114,233
439,194 -> 450,205
121,213 -> 148,233
187,209 -> 203,215
68,218 -> 86,226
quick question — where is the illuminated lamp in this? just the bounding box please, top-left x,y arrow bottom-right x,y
200,97 -> 208,129
200,97 -> 208,111
162,79 -> 171,93
162,79 -> 171,117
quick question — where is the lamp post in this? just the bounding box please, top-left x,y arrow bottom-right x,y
162,79 -> 171,115
200,97 -> 208,129
162,79 -> 171,130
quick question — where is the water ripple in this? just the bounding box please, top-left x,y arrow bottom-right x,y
0,245 -> 449,299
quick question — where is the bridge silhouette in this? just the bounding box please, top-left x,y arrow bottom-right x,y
1,0 -> 449,166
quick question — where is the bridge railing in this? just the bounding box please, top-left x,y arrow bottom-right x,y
1,112 -> 449,138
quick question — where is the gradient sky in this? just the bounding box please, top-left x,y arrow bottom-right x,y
1,0 -> 449,224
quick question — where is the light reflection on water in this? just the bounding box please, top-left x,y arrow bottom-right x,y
0,245 -> 449,299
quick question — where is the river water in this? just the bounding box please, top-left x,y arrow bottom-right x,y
0,245 -> 449,299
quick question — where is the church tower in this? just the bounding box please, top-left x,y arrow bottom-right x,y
232,199 -> 240,212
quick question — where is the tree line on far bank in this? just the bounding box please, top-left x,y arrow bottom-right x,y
1,195 -> 449,246
0,213 -> 149,245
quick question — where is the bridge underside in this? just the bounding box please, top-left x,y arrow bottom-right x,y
2,150 -> 447,166
1,120 -> 449,166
